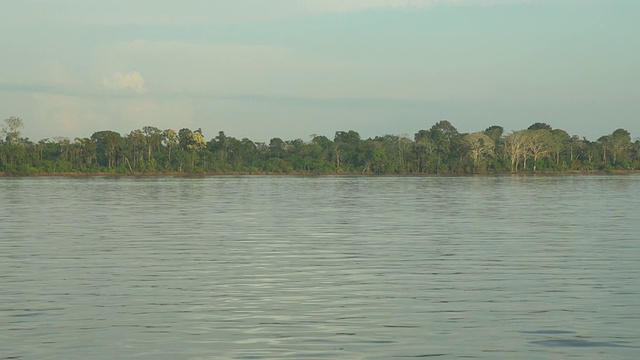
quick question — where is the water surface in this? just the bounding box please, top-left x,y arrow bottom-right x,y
1,175 -> 639,359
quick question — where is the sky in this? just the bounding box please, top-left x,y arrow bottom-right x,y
1,0 -> 639,142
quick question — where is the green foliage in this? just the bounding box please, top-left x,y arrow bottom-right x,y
1,118 -> 639,175
528,122 -> 553,131
483,125 -> 504,141
91,130 -> 122,168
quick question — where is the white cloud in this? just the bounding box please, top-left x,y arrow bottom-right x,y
93,41 -> 359,98
91,39 -> 471,102
102,71 -> 148,94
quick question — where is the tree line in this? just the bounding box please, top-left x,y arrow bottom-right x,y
1,116 -> 639,175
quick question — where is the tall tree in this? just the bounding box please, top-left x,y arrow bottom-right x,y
269,137 -> 286,158
163,129 -> 178,164
633,139 -> 640,165
597,135 -> 611,165
142,126 -> 163,163
429,120 -> 463,172
74,137 -> 97,167
609,128 -> 632,166
505,130 -> 528,172
334,130 -> 361,170
548,129 -> 570,168
211,131 -> 231,161
91,131 -> 122,168
528,122 -> 553,131
179,128 -> 206,153
465,132 -> 494,172
525,130 -> 551,172
414,129 -> 434,173
125,130 -> 146,169
2,116 -> 24,145
483,125 -> 504,142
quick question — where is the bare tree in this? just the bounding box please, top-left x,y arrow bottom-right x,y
163,129 -> 179,163
465,132 -> 494,172
505,130 -> 528,172
525,130 -> 551,172
2,116 -> 24,145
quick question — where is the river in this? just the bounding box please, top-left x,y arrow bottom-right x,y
1,175 -> 639,359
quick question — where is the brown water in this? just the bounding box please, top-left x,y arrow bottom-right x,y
1,175 -> 639,359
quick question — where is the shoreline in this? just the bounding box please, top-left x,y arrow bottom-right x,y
1,170 -> 639,178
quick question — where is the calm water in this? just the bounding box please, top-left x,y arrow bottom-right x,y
1,175 -> 639,359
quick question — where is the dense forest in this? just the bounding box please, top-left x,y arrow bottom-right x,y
1,116 -> 639,175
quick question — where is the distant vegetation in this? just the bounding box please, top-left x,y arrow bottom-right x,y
1,116 -> 638,175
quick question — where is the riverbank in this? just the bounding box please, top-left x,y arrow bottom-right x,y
1,170 -> 639,177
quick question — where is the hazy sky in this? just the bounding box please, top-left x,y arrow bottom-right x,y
1,0 -> 638,142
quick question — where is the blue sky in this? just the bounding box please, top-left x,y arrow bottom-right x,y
1,0 -> 638,142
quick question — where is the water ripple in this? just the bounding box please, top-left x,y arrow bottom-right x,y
1,175 -> 639,359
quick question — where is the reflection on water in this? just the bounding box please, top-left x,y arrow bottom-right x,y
1,175 -> 639,359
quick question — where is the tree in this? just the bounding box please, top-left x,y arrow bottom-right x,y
237,138 -> 259,168
35,139 -> 48,162
54,137 -> 71,162
91,130 -> 122,168
483,125 -> 505,170
309,135 -> 334,171
567,135 -> 584,168
74,137 -> 97,167
548,129 -> 570,168
269,137 -> 286,158
334,130 -> 361,171
429,120 -> 464,172
414,129 -> 434,173
142,126 -> 163,163
524,129 -> 551,172
360,139 -> 387,174
177,128 -> 206,169
210,131 -> 231,161
582,138 -> 600,169
505,130 -> 528,172
163,129 -> 178,163
528,122 -> 552,131
2,116 -> 24,145
465,132 -> 494,172
311,135 -> 332,149
125,130 -> 146,169
0,115 -> 637,175
179,128 -> 206,153
609,128 -> 632,167
483,125 -> 504,142
633,139 -> 640,167
597,135 -> 611,166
